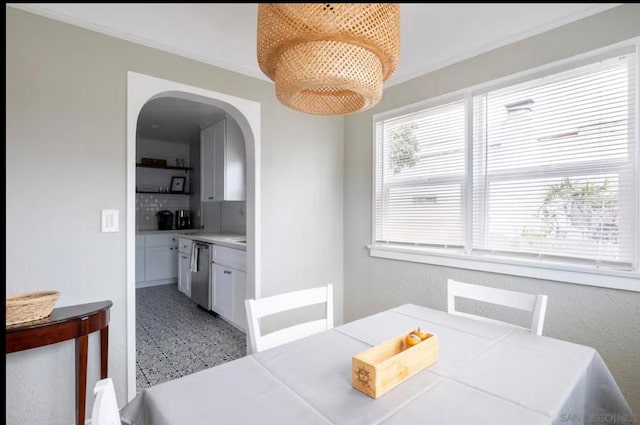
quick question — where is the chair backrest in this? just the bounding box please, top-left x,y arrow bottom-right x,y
245,284 -> 333,353
91,378 -> 121,425
447,279 -> 548,335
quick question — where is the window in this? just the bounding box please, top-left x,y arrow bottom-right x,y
374,99 -> 466,248
372,43 -> 639,288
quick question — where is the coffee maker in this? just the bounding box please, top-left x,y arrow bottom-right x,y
156,210 -> 174,230
175,210 -> 192,230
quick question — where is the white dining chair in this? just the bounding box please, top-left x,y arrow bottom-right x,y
447,279 -> 548,335
91,378 -> 121,425
245,284 -> 333,353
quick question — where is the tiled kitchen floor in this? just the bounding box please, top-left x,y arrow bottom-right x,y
136,284 -> 246,392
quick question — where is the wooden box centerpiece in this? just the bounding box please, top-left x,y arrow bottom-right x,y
352,329 -> 439,398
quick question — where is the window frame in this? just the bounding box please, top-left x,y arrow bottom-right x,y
369,37 -> 640,292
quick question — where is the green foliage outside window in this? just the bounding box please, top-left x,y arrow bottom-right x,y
522,178 -> 617,240
390,124 -> 419,174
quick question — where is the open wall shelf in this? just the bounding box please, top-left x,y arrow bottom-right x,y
136,164 -> 192,171
136,191 -> 192,195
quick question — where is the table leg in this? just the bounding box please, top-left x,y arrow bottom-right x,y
100,326 -> 109,379
76,334 -> 89,425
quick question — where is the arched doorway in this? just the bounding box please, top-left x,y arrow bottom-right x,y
126,72 -> 261,400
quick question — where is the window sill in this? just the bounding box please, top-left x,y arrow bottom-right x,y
368,244 -> 640,292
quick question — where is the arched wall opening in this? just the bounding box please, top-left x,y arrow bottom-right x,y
126,72 -> 261,400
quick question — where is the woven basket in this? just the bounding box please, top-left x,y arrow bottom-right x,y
257,3 -> 400,115
6,291 -> 60,326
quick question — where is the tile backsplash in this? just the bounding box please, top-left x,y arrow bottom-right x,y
136,194 -> 191,231
137,196 -> 246,233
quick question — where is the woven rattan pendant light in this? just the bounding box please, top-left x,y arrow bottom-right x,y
257,3 -> 400,115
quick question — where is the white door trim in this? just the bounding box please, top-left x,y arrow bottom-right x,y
126,71 -> 261,401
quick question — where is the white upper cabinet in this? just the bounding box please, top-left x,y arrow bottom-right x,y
200,115 -> 246,202
200,124 -> 217,202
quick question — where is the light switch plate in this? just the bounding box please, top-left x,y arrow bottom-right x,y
101,209 -> 119,232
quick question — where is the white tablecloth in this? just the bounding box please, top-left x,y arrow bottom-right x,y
121,304 -> 634,425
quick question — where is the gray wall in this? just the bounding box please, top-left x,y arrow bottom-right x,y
6,7 -> 343,425
344,4 -> 640,416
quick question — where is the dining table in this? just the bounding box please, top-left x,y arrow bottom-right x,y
120,304 -> 633,425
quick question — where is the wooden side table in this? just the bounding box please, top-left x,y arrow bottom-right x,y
6,300 -> 113,425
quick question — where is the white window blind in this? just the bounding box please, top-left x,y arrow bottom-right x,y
373,46 -> 638,274
375,100 -> 466,247
472,53 -> 636,269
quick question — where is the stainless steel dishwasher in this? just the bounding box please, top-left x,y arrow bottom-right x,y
190,243 -> 211,310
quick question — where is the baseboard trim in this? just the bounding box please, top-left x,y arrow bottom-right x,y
135,279 -> 176,289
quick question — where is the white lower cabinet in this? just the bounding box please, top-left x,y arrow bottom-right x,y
211,246 -> 247,332
230,269 -> 247,330
135,235 -> 146,284
137,233 -> 180,287
178,253 -> 191,297
212,264 -> 233,319
144,246 -> 178,282
135,246 -> 146,283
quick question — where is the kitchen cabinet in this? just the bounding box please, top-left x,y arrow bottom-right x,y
136,247 -> 145,283
230,269 -> 247,330
200,115 -> 246,202
212,264 -> 246,331
177,237 -> 193,297
200,124 -> 216,201
135,235 -> 146,283
144,246 -> 178,282
212,264 -> 233,319
136,233 -> 179,287
211,245 -> 247,332
178,252 -> 191,297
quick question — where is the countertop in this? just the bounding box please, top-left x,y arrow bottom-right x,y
180,233 -> 246,251
137,229 -> 246,251
136,229 -> 201,235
